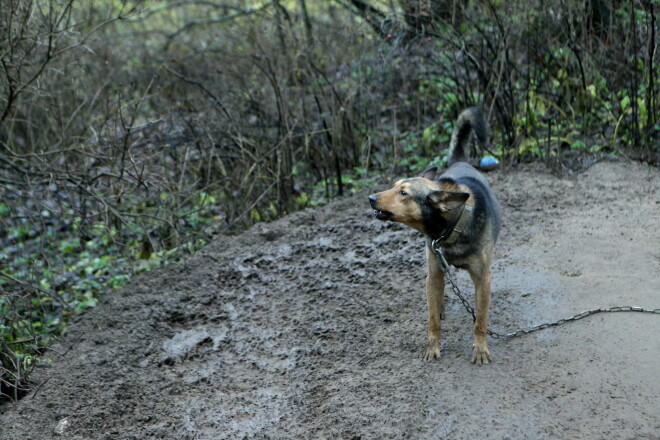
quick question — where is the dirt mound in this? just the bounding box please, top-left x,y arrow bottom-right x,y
1,160 -> 659,440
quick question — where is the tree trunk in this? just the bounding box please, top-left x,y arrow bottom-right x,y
298,0 -> 314,45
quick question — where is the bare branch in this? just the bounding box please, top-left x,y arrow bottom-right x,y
165,3 -> 272,44
334,0 -> 389,38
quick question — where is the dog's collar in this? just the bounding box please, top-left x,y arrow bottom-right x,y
431,205 -> 473,247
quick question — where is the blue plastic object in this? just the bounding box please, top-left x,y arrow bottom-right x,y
480,156 -> 499,170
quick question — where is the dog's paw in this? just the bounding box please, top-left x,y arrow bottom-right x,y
471,343 -> 491,365
424,340 -> 441,361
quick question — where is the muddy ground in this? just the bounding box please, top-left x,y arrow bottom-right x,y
1,160 -> 659,440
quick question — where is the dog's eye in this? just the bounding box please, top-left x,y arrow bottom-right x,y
399,190 -> 408,196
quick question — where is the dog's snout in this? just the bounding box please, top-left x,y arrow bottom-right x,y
368,194 -> 378,208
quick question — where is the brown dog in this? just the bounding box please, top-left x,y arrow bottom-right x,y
369,107 -> 501,364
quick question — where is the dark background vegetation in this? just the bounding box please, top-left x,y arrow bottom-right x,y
1,0 -> 658,401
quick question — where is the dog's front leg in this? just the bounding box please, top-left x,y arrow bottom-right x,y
424,247 -> 445,360
468,258 -> 492,365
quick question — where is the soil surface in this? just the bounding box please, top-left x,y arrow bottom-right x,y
1,160 -> 659,440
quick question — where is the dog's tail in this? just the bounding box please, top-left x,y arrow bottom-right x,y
447,107 -> 489,166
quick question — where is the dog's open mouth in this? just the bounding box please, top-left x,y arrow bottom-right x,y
373,209 -> 392,221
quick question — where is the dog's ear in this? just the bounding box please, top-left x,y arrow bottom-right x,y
427,190 -> 469,212
421,166 -> 438,180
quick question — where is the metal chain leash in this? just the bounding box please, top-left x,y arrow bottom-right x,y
432,245 -> 660,339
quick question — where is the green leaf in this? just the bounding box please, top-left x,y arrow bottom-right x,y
620,95 -> 630,112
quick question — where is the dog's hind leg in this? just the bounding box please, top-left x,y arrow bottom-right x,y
424,246 -> 445,361
468,255 -> 493,365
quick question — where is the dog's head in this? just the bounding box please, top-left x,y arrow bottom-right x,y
368,167 -> 469,235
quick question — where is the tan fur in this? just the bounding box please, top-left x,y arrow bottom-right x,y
370,179 -> 431,233
424,246 -> 445,361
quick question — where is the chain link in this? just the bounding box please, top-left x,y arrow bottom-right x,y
432,246 -> 660,339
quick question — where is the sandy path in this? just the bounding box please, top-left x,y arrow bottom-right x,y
1,160 -> 658,440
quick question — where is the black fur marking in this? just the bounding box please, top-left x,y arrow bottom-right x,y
448,107 -> 490,166
420,200 -> 452,239
421,167 -> 438,180
451,124 -> 472,163
453,175 -> 501,243
422,174 -> 501,260
420,177 -> 455,239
